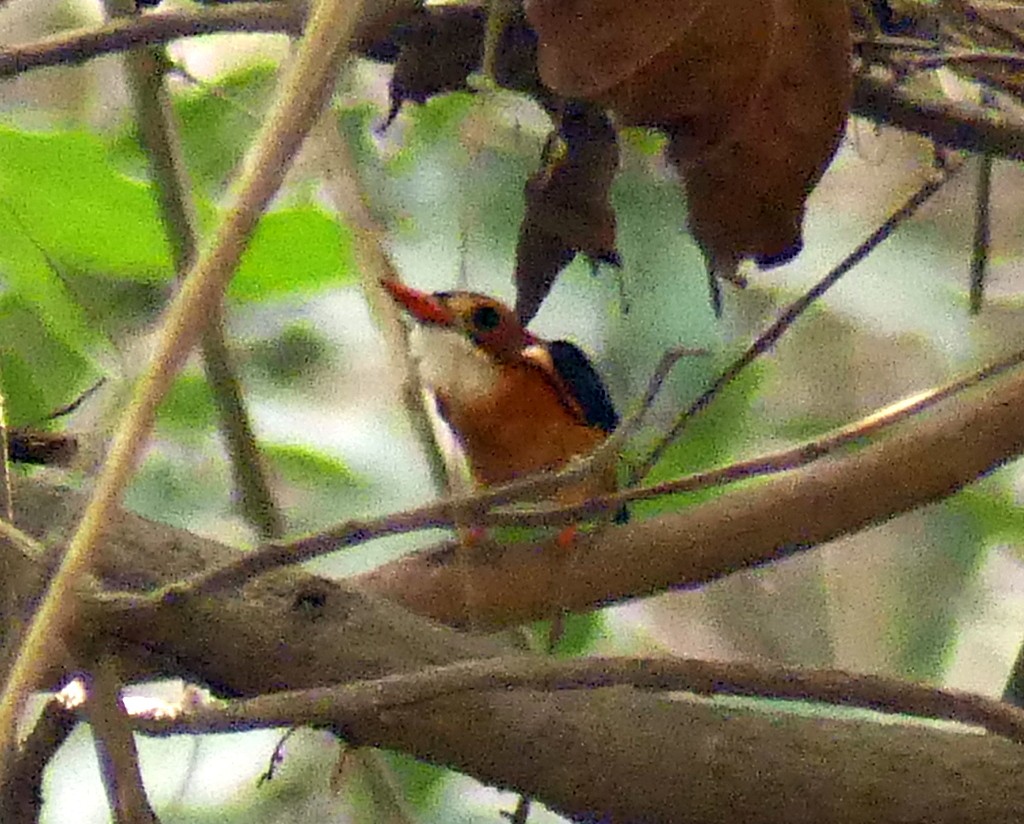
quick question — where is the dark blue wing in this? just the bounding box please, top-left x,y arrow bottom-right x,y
546,340 -> 618,433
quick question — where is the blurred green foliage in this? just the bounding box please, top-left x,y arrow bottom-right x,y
232,206 -> 356,301
245,321 -> 333,386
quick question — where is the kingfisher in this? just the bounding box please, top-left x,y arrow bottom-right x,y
381,279 -> 623,523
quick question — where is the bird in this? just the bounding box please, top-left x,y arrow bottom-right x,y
381,279 -> 623,527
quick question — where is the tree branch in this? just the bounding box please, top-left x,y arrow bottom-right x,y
0,4 -> 304,77
0,0 -> 367,774
5,477 -> 1024,824
131,655 -> 1024,743
85,660 -> 158,824
851,71 -> 1024,160
357,350 -> 1024,628
110,4 -> 284,539
0,697 -> 78,824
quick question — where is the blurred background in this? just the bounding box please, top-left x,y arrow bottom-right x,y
3,0 -> 1024,821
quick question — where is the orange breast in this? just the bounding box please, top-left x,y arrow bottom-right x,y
436,361 -> 615,504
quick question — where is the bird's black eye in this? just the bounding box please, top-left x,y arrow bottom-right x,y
471,305 -> 501,332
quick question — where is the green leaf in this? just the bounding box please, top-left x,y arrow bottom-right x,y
0,295 -> 98,425
336,102 -> 382,175
0,205 -> 108,356
125,453 -> 229,529
386,91 -> 477,175
633,363 -> 763,518
172,63 -> 279,191
246,322 -> 333,386
0,127 -> 174,280
375,752 -> 448,812
158,372 -> 217,437
949,484 -> 1024,546
230,207 -> 356,302
543,611 -> 608,657
887,503 -> 990,681
0,350 -> 48,428
621,126 -> 667,157
263,443 -> 362,491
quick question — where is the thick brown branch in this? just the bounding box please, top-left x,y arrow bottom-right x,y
6,479 -> 1024,823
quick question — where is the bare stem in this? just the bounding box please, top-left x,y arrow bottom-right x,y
635,162 -> 960,482
116,28 -> 284,538
0,0 -> 366,775
86,661 -> 158,824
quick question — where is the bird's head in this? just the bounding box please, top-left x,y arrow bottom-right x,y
381,280 -> 535,361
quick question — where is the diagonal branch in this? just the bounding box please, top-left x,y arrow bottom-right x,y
0,0 -> 367,773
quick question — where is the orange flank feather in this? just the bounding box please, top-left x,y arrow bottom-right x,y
435,355 -> 615,505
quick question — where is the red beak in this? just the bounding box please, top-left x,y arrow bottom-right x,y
380,279 -> 455,327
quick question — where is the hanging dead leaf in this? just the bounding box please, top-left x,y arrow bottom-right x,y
379,6 -> 485,131
526,0 -> 852,300
514,102 -> 621,323
8,429 -> 77,466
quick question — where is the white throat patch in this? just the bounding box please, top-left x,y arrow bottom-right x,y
408,325 -> 500,403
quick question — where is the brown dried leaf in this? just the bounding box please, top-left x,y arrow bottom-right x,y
514,103 -> 621,323
379,6 -> 485,130
527,0 -> 851,289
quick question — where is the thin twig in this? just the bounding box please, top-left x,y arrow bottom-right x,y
257,727 -> 296,785
900,47 -> 1024,69
129,654 -> 1024,745
0,385 -> 13,523
633,162 -> 960,483
970,98 -> 995,314
308,115 -> 453,496
855,34 -> 950,54
502,795 -> 532,824
111,16 -> 284,539
45,377 -> 107,421
0,4 -> 304,78
970,154 -> 993,313
86,660 -> 159,824
0,518 -> 48,562
0,0 -> 367,775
